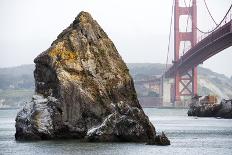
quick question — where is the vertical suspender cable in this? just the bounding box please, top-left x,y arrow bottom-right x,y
182,0 -> 192,55
165,0 -> 175,71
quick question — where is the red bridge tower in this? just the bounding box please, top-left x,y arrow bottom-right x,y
173,0 -> 197,103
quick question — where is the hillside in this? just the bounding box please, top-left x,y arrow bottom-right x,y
129,63 -> 232,100
0,63 -> 231,108
0,65 -> 34,108
127,63 -> 166,76
198,67 -> 232,99
0,64 -> 34,90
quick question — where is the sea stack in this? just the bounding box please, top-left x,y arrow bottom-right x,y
15,11 -> 162,144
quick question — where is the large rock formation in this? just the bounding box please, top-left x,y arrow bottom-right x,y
188,95 -> 232,118
15,11 -> 164,144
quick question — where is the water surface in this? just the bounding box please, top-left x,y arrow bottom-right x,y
0,108 -> 232,155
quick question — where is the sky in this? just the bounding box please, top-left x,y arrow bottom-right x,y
0,0 -> 231,77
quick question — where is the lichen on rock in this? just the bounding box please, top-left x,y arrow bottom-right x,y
15,11 -> 162,144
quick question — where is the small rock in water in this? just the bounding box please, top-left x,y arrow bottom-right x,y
15,11 -> 166,145
188,95 -> 232,118
153,132 -> 170,146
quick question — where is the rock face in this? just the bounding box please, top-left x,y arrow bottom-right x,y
188,95 -> 232,118
15,11 -> 158,143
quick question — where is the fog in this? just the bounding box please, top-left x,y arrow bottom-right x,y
0,0 -> 231,77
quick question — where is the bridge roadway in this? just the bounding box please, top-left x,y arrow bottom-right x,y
165,20 -> 232,77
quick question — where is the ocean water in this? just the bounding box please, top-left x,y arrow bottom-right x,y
0,108 -> 232,155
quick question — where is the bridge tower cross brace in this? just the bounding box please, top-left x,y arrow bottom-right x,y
173,0 -> 197,103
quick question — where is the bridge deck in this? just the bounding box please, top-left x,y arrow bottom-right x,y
165,20 -> 232,77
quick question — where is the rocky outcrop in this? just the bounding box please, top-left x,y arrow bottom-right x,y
188,95 -> 232,118
15,11 -> 165,144
154,132 -> 170,146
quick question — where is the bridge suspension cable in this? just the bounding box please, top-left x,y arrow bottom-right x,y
166,0 -> 232,71
198,1 -> 232,34
184,1 -> 232,34
203,0 -> 218,26
165,0 -> 175,70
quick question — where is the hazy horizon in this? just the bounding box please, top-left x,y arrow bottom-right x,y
1,0 -> 232,76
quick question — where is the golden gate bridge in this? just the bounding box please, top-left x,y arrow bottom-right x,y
135,0 -> 232,107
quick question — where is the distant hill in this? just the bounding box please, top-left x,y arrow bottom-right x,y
129,63 -> 232,100
198,67 -> 232,99
0,64 -> 34,90
127,63 -> 167,76
0,65 -> 34,108
0,63 -> 231,108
